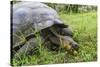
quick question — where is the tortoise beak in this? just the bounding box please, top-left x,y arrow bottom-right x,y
72,43 -> 79,51
60,36 -> 79,54
63,43 -> 79,55
70,43 -> 79,55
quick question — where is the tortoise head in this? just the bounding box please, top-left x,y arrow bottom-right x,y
59,36 -> 79,54
49,26 -> 79,55
49,35 -> 79,54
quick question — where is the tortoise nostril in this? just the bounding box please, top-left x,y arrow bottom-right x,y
72,44 -> 79,51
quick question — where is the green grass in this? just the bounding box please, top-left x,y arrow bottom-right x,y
12,12 -> 97,66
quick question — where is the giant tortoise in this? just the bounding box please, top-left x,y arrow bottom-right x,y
11,2 -> 79,57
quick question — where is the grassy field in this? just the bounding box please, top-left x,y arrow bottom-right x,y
12,12 -> 97,66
